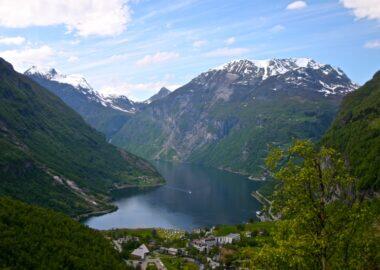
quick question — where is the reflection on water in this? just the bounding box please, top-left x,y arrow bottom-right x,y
85,162 -> 264,230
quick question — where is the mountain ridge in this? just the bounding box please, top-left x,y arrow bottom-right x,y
111,57 -> 357,177
25,67 -> 137,138
144,87 -> 171,104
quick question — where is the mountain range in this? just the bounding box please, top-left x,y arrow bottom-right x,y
109,58 -> 358,177
25,67 -> 171,139
0,58 -> 163,217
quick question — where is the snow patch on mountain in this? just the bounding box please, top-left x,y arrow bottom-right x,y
204,58 -> 358,95
25,66 -> 139,113
212,58 -> 325,80
25,66 -> 93,91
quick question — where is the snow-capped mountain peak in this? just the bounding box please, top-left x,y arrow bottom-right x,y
198,58 -> 358,96
25,66 -> 93,91
211,58 -> 327,79
25,66 -> 141,113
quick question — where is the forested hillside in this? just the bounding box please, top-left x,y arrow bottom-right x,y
0,197 -> 128,270
323,71 -> 380,191
0,58 -> 163,216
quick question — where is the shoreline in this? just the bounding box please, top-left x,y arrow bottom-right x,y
217,166 -> 268,182
251,191 -> 271,206
78,182 -> 166,222
251,191 -> 278,221
76,205 -> 118,222
111,182 -> 165,191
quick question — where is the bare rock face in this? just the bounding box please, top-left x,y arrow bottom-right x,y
110,58 -> 358,177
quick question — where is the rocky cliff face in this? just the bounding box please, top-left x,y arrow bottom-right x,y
111,58 -> 357,176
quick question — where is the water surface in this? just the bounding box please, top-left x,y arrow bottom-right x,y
85,162 -> 263,230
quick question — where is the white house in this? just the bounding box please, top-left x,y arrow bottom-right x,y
216,233 -> 241,245
168,248 -> 178,256
131,244 -> 149,260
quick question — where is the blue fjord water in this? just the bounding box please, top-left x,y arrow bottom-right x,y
85,162 -> 263,230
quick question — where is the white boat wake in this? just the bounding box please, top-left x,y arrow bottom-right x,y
165,186 -> 192,194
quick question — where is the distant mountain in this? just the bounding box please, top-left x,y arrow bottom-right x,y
103,94 -> 142,113
0,58 -> 163,216
25,66 -> 140,138
0,197 -> 126,269
145,87 -> 171,104
323,71 -> 380,191
111,58 -> 357,177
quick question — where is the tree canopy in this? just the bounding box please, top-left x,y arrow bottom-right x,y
0,197 -> 127,270
251,140 -> 379,269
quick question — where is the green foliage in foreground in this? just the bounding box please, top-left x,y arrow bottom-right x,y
0,197 -> 127,270
249,140 -> 379,269
322,71 -> 380,191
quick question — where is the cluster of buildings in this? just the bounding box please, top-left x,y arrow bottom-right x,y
191,233 -> 241,252
158,246 -> 188,256
111,228 -> 257,269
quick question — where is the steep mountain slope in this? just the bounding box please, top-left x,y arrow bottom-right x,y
25,67 -> 139,138
323,71 -> 380,191
145,87 -> 171,104
0,58 -> 163,216
0,197 -> 127,270
112,58 -> 357,177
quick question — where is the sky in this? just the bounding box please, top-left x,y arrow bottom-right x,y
0,0 -> 379,101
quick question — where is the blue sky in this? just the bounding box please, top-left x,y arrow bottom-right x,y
0,0 -> 379,100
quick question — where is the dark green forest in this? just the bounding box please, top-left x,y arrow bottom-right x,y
323,71 -> 380,191
0,197 -> 128,270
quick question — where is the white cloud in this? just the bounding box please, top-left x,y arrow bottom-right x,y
364,39 -> 380,48
204,47 -> 250,57
286,1 -> 307,10
225,37 -> 236,45
270,24 -> 285,33
0,36 -> 26,45
0,0 -> 131,37
193,40 -> 207,48
136,52 -> 180,67
0,45 -> 55,71
68,56 -> 79,62
100,82 -> 182,101
340,0 -> 380,21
